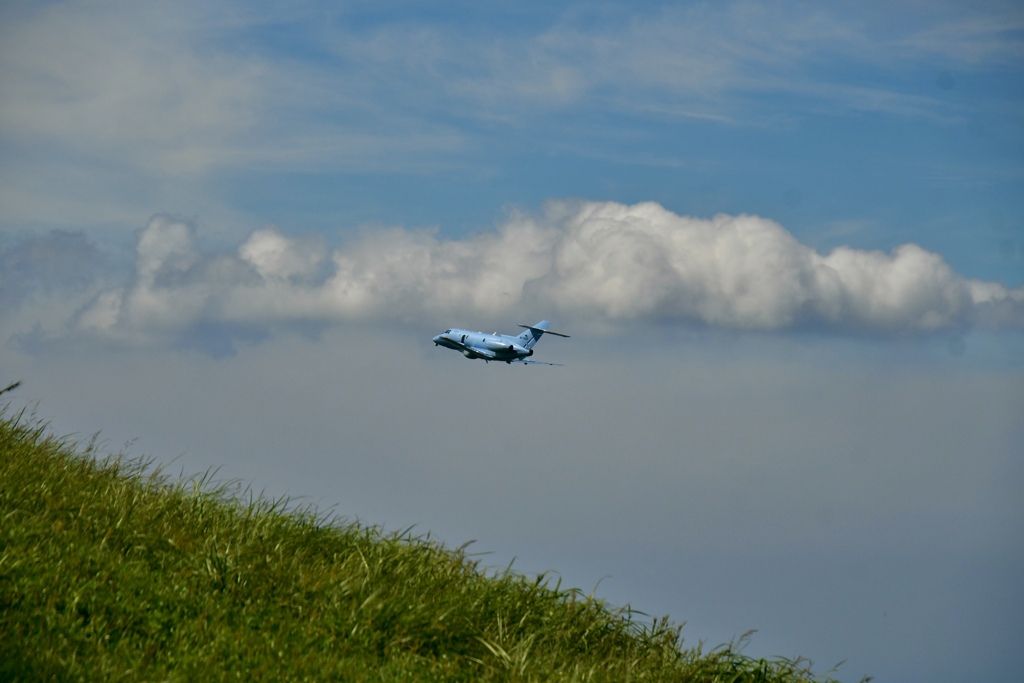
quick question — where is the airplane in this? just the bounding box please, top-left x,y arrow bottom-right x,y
432,320 -> 569,365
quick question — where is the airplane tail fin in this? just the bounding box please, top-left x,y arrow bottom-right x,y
516,320 -> 570,349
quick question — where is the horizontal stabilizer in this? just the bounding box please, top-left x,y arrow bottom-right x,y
517,324 -> 570,338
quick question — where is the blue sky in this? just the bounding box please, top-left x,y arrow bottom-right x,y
2,1 -> 1022,681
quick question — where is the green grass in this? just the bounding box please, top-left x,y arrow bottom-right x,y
1,408 -> 858,681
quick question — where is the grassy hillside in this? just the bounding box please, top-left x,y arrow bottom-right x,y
1,409 -> 850,681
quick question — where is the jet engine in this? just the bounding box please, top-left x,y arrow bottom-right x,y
503,343 -> 532,357
483,338 -> 512,351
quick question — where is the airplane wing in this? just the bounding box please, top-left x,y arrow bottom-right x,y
439,336 -> 497,359
512,359 -> 563,366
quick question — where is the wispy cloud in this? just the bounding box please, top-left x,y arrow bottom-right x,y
898,9 -> 1024,65
23,201 -> 1014,347
3,1 -> 1017,180
0,3 -> 262,174
2,1 -> 1020,285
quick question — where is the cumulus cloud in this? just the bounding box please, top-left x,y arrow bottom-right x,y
67,201 -> 1023,344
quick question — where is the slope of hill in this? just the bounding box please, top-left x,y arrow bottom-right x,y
0,409 -> 848,681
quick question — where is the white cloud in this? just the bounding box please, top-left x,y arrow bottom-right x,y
0,2 -> 262,174
2,1 -> 1018,233
4,1 -> 1009,181
239,229 -> 326,282
65,201 -> 1022,344
899,9 -> 1024,65
332,1 -> 1017,126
